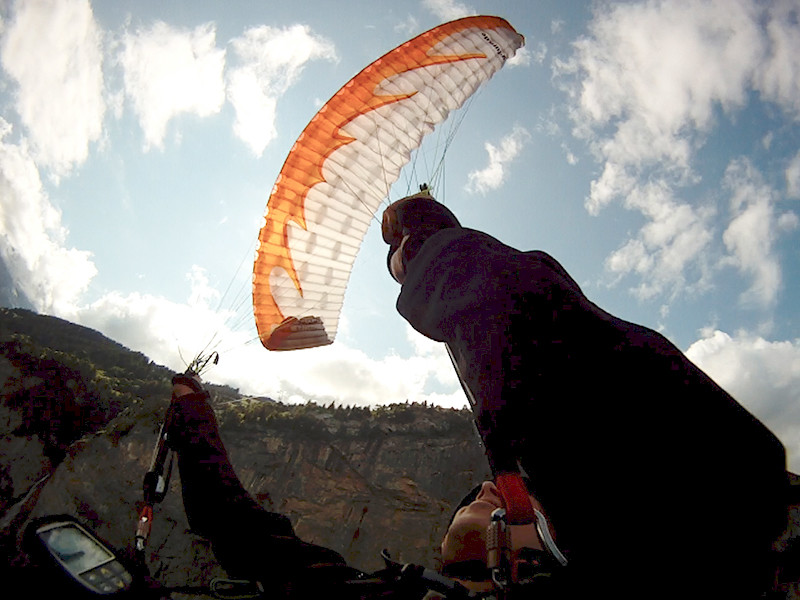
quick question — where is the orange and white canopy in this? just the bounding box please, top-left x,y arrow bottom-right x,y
253,16 -> 524,350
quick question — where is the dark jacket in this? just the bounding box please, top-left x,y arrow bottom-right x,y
396,227 -> 788,598
167,393 -> 359,598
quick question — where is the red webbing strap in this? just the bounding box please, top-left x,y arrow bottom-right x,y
495,472 -> 535,525
135,504 -> 153,552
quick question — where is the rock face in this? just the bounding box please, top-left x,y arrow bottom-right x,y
8,401 -> 490,590
1,308 -> 799,598
0,339 -> 125,564
0,309 -> 492,593
215,402 -> 491,573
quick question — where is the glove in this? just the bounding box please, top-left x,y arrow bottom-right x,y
164,373 -> 217,454
381,192 -> 460,282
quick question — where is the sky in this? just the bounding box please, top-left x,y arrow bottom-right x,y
0,0 -> 799,469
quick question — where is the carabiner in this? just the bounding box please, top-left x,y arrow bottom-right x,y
486,508 -> 512,589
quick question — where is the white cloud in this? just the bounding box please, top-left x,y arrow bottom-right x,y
787,150 -> 800,198
558,0 -> 800,305
74,272 -> 465,409
465,125 -> 530,194
604,157 -> 793,306
255,334 -> 463,409
222,321 -> 464,408
74,268 -> 258,380
422,0 -> 476,21
778,212 -> 799,232
394,15 -> 420,37
77,291 -> 211,369
721,159 -> 783,307
507,45 -> 537,68
686,329 -> 800,472
226,24 -> 336,156
605,179 -> 714,299
586,161 -> 636,215
755,0 -> 800,117
186,265 -> 221,309
0,0 -> 104,177
0,118 -> 97,314
567,0 -> 763,203
120,21 -> 225,151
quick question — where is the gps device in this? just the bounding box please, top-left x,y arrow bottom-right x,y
25,515 -> 133,596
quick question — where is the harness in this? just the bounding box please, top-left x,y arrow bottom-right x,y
444,343 -> 569,593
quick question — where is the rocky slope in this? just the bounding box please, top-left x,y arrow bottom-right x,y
0,309 -> 491,594
1,308 -> 798,597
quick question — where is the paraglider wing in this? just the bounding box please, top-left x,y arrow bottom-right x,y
253,16 -> 524,350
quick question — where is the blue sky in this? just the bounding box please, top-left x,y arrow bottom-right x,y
1,0 -> 799,470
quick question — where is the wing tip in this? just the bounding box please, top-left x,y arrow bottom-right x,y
264,316 -> 333,351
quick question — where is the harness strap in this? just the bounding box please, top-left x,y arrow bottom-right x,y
494,472 -> 536,525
